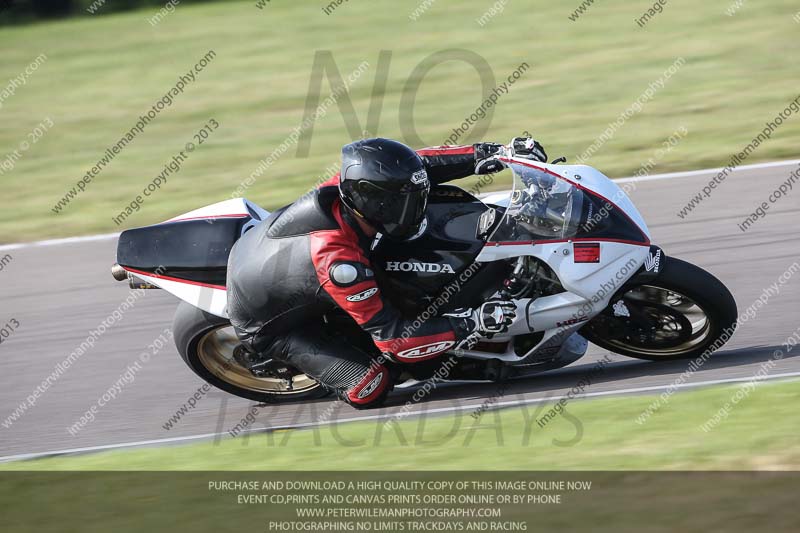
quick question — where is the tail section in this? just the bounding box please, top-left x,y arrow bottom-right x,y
114,199 -> 270,317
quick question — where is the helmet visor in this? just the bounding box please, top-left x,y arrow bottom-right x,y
355,181 -> 429,239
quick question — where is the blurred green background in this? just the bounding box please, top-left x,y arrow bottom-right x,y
1,0 -> 798,242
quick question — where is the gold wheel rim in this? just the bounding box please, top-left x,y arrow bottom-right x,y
196,325 -> 320,395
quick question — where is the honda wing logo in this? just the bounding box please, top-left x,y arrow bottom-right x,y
385,261 -> 455,274
397,341 -> 455,360
346,287 -> 378,302
644,249 -> 662,273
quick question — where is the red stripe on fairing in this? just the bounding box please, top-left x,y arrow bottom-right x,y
124,267 -> 227,290
374,331 -> 456,362
497,157 -> 650,245
417,145 -> 475,156
488,237 -> 650,247
167,214 -> 250,223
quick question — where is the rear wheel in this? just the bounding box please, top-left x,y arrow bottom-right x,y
581,257 -> 737,361
173,302 -> 328,403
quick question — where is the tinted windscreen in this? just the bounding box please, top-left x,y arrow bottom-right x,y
573,193 -> 649,243
487,162 -> 647,244
488,164 -> 585,242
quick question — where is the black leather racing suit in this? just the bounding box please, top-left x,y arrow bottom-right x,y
226,145 -> 483,406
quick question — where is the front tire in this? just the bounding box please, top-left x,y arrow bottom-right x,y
172,302 -> 328,403
581,257 -> 737,361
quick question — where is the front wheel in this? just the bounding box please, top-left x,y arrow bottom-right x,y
173,302 -> 328,403
580,257 -> 737,361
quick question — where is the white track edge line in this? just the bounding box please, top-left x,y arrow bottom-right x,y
0,232 -> 120,252
613,158 -> 800,184
2,371 -> 799,464
2,159 -> 798,252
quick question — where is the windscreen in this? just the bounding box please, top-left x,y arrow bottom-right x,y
487,162 -> 585,243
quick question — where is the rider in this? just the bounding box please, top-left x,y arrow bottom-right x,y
226,137 -> 548,408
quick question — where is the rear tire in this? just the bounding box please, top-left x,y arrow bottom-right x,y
581,257 -> 737,361
173,302 -> 328,403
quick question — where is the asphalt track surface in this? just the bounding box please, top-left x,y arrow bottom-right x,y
1,160 -> 800,461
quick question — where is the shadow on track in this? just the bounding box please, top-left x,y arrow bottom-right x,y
382,345 -> 795,407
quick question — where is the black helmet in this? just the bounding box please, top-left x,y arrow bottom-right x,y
339,138 -> 430,239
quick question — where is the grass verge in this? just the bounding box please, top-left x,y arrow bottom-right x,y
3,379 -> 798,471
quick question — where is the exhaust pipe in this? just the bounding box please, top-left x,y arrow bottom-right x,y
111,263 -> 160,289
111,263 -> 128,281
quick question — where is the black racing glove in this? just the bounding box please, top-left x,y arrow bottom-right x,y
473,142 -> 506,175
446,300 -> 517,351
512,137 -> 548,163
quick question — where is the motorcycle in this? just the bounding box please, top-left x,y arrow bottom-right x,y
112,149 -> 738,403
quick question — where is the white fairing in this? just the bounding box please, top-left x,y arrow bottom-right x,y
165,198 -> 268,222
123,198 -> 269,318
467,158 -> 651,363
471,241 -> 648,363
132,270 -> 229,318
478,240 -> 648,304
